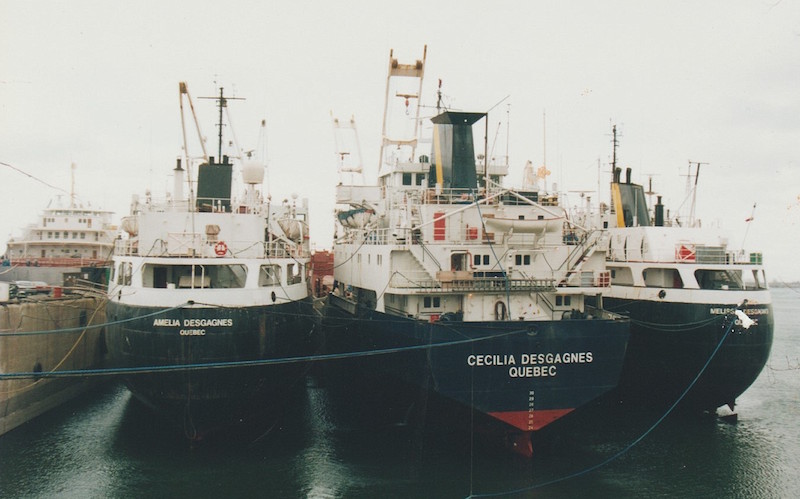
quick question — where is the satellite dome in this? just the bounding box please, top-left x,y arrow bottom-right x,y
242,160 -> 265,185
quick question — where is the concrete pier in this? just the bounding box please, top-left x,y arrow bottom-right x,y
0,294 -> 106,436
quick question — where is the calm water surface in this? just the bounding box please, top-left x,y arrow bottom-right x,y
1,288 -> 798,498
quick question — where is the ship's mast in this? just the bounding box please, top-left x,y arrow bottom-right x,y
69,162 -> 77,208
611,124 -> 618,175
609,124 -> 619,216
200,87 -> 244,161
687,160 -> 708,227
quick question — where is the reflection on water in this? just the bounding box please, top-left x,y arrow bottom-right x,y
1,288 -> 799,497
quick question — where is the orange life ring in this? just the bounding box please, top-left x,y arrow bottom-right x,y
214,241 -> 228,256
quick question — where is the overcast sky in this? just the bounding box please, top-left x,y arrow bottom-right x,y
1,1 -> 798,280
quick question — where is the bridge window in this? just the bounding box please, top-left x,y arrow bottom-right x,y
609,267 -> 634,286
141,264 -> 247,289
695,269 -> 744,290
259,265 -> 281,286
744,269 -> 767,290
644,268 -> 684,288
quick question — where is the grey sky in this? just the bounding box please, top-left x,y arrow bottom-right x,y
1,1 -> 798,279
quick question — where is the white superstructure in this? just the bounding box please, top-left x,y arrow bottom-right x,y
4,164 -> 115,266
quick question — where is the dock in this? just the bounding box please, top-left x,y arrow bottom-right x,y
0,290 -> 106,436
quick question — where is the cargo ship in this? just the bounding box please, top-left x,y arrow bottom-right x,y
585,127 -> 773,412
105,83 -> 316,440
323,48 -> 629,457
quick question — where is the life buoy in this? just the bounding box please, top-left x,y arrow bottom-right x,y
214,241 -> 228,256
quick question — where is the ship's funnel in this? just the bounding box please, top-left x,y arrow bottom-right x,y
655,195 -> 665,227
174,157 -> 185,201
611,170 -> 651,227
429,111 -> 484,190
196,155 -> 232,212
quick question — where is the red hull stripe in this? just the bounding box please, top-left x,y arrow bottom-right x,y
489,409 -> 574,431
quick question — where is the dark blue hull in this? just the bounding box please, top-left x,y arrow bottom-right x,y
591,297 -> 774,411
322,294 -> 629,454
106,299 -> 318,439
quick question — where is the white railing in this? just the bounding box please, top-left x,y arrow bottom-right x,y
387,269 -> 557,292
114,237 -> 305,260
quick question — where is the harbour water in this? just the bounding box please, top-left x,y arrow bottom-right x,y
1,288 -> 798,498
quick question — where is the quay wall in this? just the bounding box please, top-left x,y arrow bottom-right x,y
0,294 -> 106,436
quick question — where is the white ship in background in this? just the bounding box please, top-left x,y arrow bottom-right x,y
2,163 -> 115,287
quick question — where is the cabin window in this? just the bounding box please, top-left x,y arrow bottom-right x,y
402,173 -> 412,185
213,264 -> 248,288
513,254 -> 532,266
644,267 -> 684,288
54,232 -> 60,239
415,174 -> 425,186
609,266 -> 634,286
695,269 -> 744,290
259,265 -> 282,286
117,262 -> 132,286
423,296 -> 441,308
377,254 -> 383,265
474,254 -> 481,266
555,295 -> 572,307
287,263 -> 303,285
742,269 -> 768,290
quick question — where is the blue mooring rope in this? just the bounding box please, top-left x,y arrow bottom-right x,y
0,327 -> 528,379
0,302 -> 190,336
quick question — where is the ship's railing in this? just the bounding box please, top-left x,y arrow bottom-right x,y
132,196 -> 283,217
3,257 -> 110,268
388,269 -> 556,292
387,186 -> 556,207
608,243 -> 764,266
114,237 -> 305,259
342,225 -> 582,250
